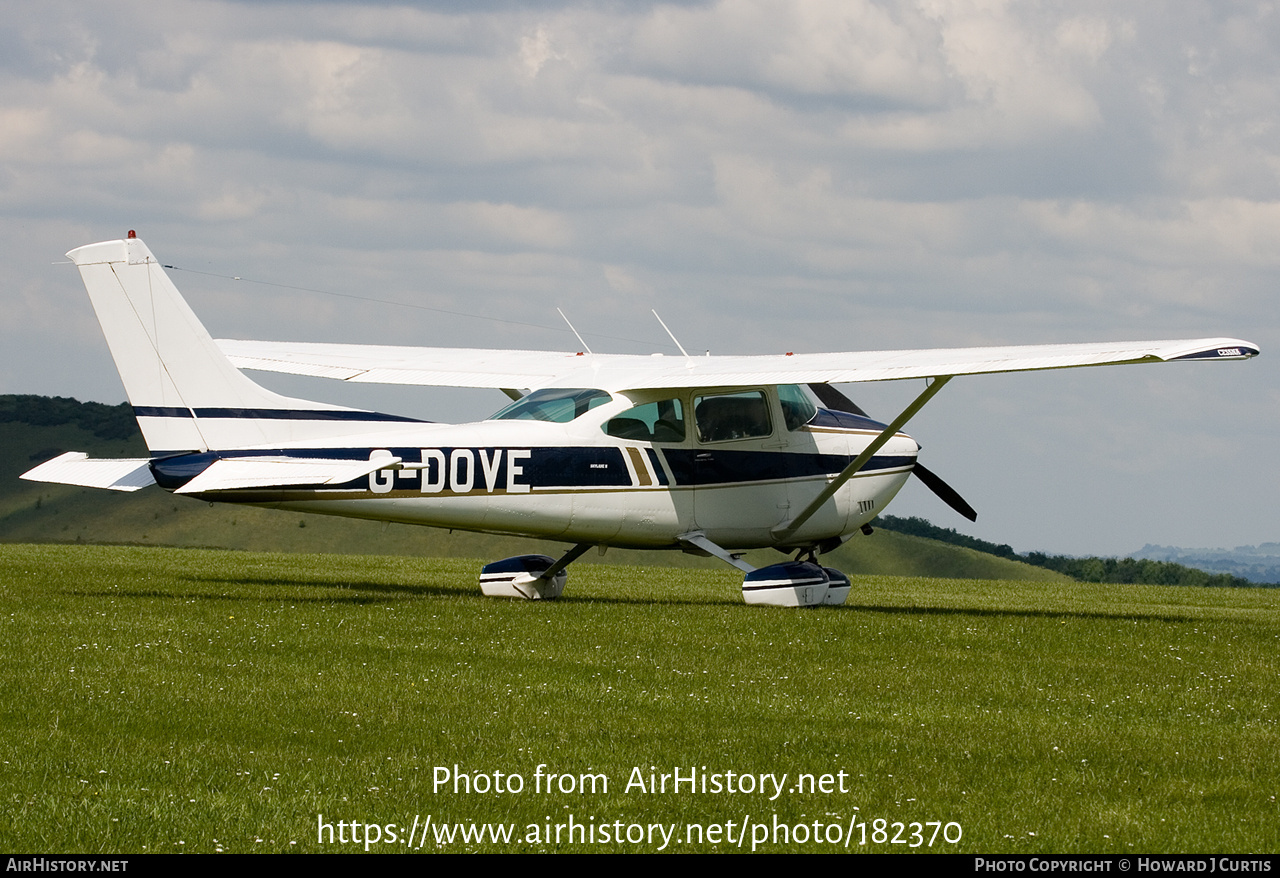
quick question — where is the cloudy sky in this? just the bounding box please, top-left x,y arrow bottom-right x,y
2,0 -> 1276,556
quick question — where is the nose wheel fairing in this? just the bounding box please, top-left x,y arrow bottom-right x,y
741,561 -> 851,607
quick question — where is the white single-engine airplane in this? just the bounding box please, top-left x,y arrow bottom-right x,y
23,233 -> 1260,606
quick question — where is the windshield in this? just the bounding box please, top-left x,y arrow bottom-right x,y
490,388 -> 613,423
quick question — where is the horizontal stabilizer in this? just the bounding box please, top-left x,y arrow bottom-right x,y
21,452 -> 155,492
174,455 -> 402,494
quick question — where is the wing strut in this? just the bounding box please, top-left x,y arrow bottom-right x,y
774,376 -> 953,541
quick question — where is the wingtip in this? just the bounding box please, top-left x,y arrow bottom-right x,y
1168,340 -> 1260,361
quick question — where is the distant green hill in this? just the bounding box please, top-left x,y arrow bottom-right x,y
873,514 -> 1271,588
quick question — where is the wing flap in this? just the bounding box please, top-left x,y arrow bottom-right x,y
21,452 -> 155,492
218,339 -> 581,389
173,455 -> 402,494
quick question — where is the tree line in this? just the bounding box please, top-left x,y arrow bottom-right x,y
873,514 -> 1272,588
0,394 -> 138,440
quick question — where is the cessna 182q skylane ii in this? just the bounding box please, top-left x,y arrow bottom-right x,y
23,234 -> 1260,606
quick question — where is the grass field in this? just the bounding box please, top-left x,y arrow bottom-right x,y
1,543 -> 1276,853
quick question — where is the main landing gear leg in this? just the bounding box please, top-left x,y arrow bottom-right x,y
478,542 -> 593,600
678,531 -> 850,608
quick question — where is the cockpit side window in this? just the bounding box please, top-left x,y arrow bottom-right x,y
490,388 -> 612,423
603,398 -> 686,443
694,390 -> 772,442
778,384 -> 818,431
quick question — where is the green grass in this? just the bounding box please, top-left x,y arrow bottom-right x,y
1,544 -> 1277,853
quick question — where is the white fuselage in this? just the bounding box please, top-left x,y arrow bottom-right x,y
165,388 -> 918,551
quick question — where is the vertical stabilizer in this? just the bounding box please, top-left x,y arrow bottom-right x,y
67,236 -> 384,453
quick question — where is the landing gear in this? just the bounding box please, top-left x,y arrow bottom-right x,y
741,562 -> 851,606
679,531 -> 851,607
821,566 -> 851,605
479,535 -> 853,607
742,561 -> 830,606
478,543 -> 592,600
784,547 -> 851,605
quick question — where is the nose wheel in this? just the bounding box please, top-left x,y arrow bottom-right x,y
794,547 -> 819,565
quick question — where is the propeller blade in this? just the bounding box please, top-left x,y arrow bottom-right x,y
808,383 -> 975,521
912,462 -> 978,522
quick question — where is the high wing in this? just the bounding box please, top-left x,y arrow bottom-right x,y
217,337 -> 1259,392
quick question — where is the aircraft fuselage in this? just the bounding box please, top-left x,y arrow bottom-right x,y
148,390 -> 918,551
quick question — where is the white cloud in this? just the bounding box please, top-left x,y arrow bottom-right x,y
631,0 -> 950,104
0,0 -> 1275,554
519,25 -> 570,79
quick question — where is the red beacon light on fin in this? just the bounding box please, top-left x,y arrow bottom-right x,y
127,230 -> 136,239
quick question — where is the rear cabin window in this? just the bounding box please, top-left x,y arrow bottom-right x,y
490,388 -> 612,423
694,391 -> 772,442
603,398 -> 686,442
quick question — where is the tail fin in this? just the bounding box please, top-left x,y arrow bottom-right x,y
68,235 -> 410,453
